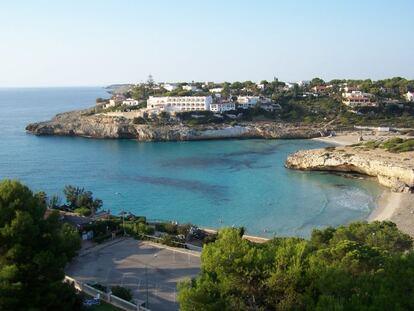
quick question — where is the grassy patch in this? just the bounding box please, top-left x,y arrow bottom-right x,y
361,138 -> 414,153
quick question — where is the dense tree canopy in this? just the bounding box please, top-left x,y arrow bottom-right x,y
0,180 -> 82,310
63,185 -> 102,216
178,222 -> 414,311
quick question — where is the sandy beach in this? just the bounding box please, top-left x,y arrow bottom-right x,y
313,134 -> 358,146
368,191 -> 414,236
313,132 -> 414,237
369,191 -> 414,237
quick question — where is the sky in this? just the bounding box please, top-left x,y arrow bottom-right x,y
0,0 -> 413,87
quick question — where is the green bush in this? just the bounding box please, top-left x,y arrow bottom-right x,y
177,224 -> 192,236
74,206 -> 91,216
391,139 -> 414,152
364,140 -> 381,149
203,233 -> 218,244
83,219 -> 121,236
90,283 -> 107,293
369,137 -> 414,153
178,221 -> 414,311
123,221 -> 154,237
381,137 -> 404,149
155,222 -> 178,235
111,286 -> 132,301
160,234 -> 185,248
93,233 -> 112,244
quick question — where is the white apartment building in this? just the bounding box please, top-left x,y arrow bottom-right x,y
147,96 -> 213,113
237,96 -> 259,109
342,91 -> 377,108
405,91 -> 414,102
256,82 -> 266,90
122,98 -> 140,106
162,83 -> 178,91
284,82 -> 295,90
182,85 -> 199,91
209,87 -> 223,93
210,102 -> 235,113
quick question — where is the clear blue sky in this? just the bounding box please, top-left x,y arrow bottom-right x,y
1,0 -> 413,87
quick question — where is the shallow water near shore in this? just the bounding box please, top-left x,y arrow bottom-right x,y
0,87 -> 383,237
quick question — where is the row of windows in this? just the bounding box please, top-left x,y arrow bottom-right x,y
180,107 -> 206,111
167,103 -> 205,106
168,98 -> 205,102
345,99 -> 370,103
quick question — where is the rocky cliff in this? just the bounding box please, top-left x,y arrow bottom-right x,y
25,109 -> 322,141
286,146 -> 414,192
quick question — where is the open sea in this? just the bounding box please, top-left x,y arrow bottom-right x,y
0,87 -> 382,237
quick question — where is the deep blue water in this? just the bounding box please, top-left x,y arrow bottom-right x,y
0,87 -> 382,237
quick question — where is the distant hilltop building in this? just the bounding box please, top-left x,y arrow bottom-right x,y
122,98 -> 139,106
342,91 -> 378,108
405,91 -> 414,102
237,96 -> 260,109
209,87 -> 223,93
147,95 -> 213,113
256,82 -> 266,90
182,85 -> 200,92
162,83 -> 178,91
312,85 -> 327,93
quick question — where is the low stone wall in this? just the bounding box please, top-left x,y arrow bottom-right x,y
64,275 -> 149,311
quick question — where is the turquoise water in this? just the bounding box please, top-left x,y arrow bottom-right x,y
0,87 -> 382,237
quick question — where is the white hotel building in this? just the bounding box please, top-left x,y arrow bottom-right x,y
147,95 -> 213,113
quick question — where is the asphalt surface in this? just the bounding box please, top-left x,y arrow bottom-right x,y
66,238 -> 201,311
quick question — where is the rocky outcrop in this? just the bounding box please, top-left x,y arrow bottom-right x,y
25,109 -> 322,141
286,146 -> 414,192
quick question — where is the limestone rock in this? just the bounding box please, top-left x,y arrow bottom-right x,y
286,146 -> 414,193
26,109 -> 321,141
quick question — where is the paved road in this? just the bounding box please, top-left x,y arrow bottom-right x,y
66,238 -> 201,311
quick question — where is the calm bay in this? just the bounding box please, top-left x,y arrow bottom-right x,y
0,87 -> 382,237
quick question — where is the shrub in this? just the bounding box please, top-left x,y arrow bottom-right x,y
155,222 -> 178,235
90,283 -> 107,293
73,206 -> 91,216
379,138 -> 414,153
124,222 -> 154,237
203,233 -> 218,244
133,117 -> 146,124
381,137 -> 404,150
83,219 -> 121,236
93,233 -> 112,244
177,224 -> 192,236
160,235 -> 185,248
111,286 -> 132,301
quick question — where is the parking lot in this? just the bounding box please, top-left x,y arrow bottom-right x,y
66,238 -> 201,311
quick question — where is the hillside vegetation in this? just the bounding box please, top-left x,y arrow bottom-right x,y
359,137 -> 414,153
179,223 -> 414,311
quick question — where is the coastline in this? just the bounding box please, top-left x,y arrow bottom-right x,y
310,132 -> 414,238
369,190 -> 414,237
